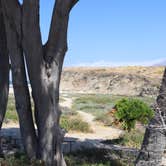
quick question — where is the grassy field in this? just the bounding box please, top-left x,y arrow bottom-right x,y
5,95 -> 18,122
60,107 -> 92,133
72,94 -> 155,126
5,94 -> 155,122
5,95 -> 91,133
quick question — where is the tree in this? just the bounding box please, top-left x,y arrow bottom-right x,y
136,68 -> 166,166
114,98 -> 154,131
0,0 -> 78,165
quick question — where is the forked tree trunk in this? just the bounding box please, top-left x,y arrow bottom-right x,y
136,68 -> 166,166
0,0 -> 78,165
0,1 -> 9,129
22,1 -> 78,165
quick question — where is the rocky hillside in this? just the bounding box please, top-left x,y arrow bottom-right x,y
60,66 -> 164,97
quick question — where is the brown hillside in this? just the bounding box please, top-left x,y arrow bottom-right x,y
60,66 -> 164,96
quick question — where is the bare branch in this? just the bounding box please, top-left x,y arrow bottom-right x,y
45,0 -> 79,64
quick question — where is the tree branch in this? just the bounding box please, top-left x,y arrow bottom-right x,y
22,0 -> 44,68
22,0 -> 46,101
1,0 -> 21,41
1,0 -> 38,158
45,0 -> 79,65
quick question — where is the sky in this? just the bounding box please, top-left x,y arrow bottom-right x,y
39,0 -> 166,66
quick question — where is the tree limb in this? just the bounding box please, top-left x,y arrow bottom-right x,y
22,0 -> 43,65
1,0 -> 21,42
1,0 -> 37,158
45,0 -> 79,65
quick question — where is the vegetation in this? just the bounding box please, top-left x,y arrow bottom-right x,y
103,129 -> 144,149
5,95 -> 18,122
95,113 -> 113,126
114,98 -> 154,131
5,96 -> 91,133
5,95 -> 153,133
2,94 -> 150,165
0,153 -> 44,166
72,94 -> 155,127
72,95 -> 123,118
60,115 -> 92,133
0,149 -> 130,166
65,149 -> 125,166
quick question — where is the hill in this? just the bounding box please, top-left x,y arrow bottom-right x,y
60,66 -> 164,97
155,60 -> 166,66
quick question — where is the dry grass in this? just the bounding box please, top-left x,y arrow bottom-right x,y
63,66 -> 164,79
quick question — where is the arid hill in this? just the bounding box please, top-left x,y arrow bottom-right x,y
60,66 -> 164,97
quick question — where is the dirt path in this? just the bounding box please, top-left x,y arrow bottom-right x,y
60,95 -> 123,141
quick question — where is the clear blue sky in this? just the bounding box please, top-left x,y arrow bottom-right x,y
39,0 -> 166,66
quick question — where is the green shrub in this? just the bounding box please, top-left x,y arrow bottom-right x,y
60,115 -> 92,133
114,98 -> 154,131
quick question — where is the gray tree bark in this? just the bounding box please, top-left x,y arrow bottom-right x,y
22,1 -> 78,164
135,68 -> 166,166
1,0 -> 37,159
0,0 -> 9,129
0,0 -> 78,165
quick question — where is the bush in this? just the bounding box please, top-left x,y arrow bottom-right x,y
60,115 -> 92,133
120,129 -> 144,148
95,113 -> 113,126
103,129 -> 144,148
114,98 -> 154,131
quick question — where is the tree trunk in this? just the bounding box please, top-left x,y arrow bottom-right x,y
136,68 -> 166,166
0,0 -> 9,129
1,0 -> 37,159
1,0 -> 78,165
22,0 -> 78,165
